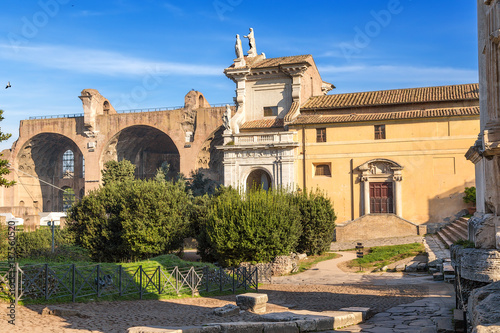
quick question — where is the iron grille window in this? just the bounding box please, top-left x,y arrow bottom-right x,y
315,164 -> 331,176
62,188 -> 75,212
316,128 -> 326,142
375,125 -> 386,140
62,150 -> 74,177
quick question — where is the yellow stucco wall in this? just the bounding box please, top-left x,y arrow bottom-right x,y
292,116 -> 479,225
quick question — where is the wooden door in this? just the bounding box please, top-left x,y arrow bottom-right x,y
370,182 -> 394,213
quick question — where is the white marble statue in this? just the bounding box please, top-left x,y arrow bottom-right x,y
223,104 -> 231,131
235,34 -> 244,59
244,28 -> 257,57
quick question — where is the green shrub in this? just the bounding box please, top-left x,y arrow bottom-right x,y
197,187 -> 302,266
0,223 -> 7,260
67,179 -> 192,262
15,227 -> 74,258
463,186 -> 476,205
295,190 -> 336,255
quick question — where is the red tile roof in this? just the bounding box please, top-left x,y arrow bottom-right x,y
291,106 -> 480,125
302,83 -> 479,110
241,118 -> 285,129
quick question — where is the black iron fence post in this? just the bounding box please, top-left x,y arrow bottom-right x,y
256,267 -> 259,292
96,264 -> 100,298
118,265 -> 123,297
44,263 -> 49,300
232,268 -> 235,293
71,264 -> 76,302
157,266 -> 161,295
139,266 -> 143,300
204,266 -> 209,293
219,268 -> 222,293
14,263 -> 19,305
244,267 -> 247,290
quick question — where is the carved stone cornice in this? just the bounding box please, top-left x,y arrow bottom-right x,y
224,67 -> 250,83
483,125 -> 500,157
281,64 -> 309,77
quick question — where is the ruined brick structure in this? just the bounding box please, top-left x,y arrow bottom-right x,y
0,89 -> 228,228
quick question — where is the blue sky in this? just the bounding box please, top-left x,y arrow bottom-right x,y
0,0 -> 478,151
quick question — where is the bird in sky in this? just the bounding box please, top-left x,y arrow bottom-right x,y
5,82 -> 11,89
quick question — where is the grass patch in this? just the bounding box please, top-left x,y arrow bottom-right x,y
1,254 -> 219,305
347,243 -> 425,270
291,252 -> 340,275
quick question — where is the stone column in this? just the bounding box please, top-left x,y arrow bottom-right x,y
361,176 -> 370,215
394,173 -> 403,217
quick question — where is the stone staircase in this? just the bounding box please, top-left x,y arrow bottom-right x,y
436,217 -> 469,248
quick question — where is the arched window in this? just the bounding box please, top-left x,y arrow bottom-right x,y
62,188 -> 75,212
198,95 -> 204,107
62,150 -> 74,178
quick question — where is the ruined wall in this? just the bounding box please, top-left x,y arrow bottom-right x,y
0,90 -> 226,218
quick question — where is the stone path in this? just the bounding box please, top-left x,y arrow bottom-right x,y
277,244 -> 456,333
424,234 -> 450,262
333,282 -> 455,333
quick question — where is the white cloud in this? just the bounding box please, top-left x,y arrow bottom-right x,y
0,44 -> 222,77
319,64 -> 478,90
163,2 -> 184,16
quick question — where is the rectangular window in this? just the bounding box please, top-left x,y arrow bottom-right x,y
375,125 -> 386,140
316,128 -> 326,142
314,164 -> 331,177
263,106 -> 277,117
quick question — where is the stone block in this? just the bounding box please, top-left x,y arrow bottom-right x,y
339,307 -> 373,320
41,306 -> 90,318
417,262 -> 428,271
433,272 -> 444,281
236,293 -> 268,314
468,281 -> 500,330
262,322 -> 299,333
218,322 -> 265,333
213,304 -> 239,317
394,264 -> 406,272
405,262 -> 419,272
127,326 -> 221,333
474,324 -> 500,333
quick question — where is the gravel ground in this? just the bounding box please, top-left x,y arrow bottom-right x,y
0,282 -> 427,333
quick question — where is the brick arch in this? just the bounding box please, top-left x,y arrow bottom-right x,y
100,125 -> 181,180
16,132 -> 84,212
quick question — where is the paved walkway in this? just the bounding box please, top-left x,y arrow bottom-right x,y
274,248 -> 455,333
424,234 -> 451,262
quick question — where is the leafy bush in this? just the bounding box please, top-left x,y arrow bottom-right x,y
197,187 -> 302,266
15,227 -> 74,258
463,187 -> 476,205
101,160 -> 136,186
295,190 -> 336,255
0,223 -> 7,260
67,179 -> 192,262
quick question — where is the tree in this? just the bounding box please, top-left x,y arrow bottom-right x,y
197,187 -> 302,266
294,190 -> 337,255
67,178 -> 192,262
0,109 -> 14,187
101,160 -> 136,186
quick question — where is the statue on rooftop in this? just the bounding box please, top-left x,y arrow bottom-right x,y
244,28 -> 257,57
235,34 -> 244,59
223,104 -> 231,131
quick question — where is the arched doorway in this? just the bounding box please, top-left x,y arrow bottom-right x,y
246,169 -> 272,191
16,133 -> 84,212
102,125 -> 180,180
